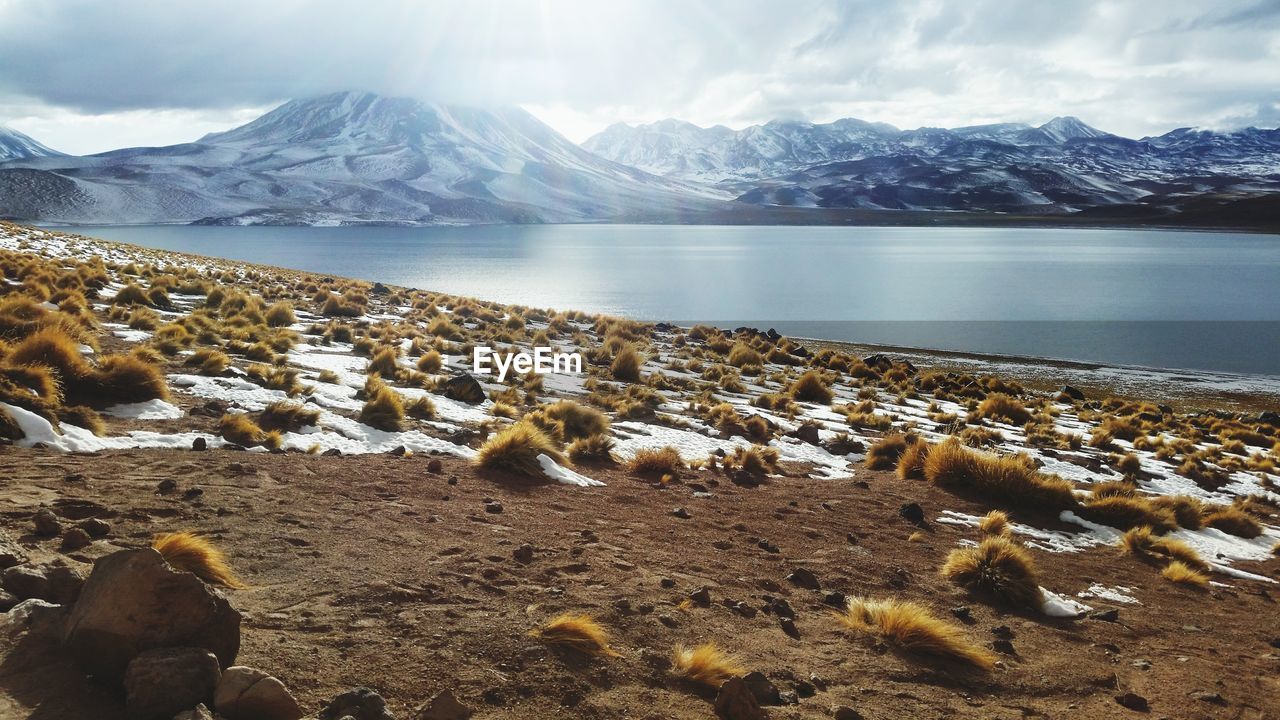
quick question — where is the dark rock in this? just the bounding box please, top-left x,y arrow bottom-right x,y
992,639 -> 1017,655
793,680 -> 816,698
77,517 -> 111,538
192,436 -> 208,451
0,529 -> 28,568
689,587 -> 712,607
0,589 -> 18,611
742,671 -> 781,705
513,543 -> 534,564
660,578 -> 676,589
714,676 -> 766,720
63,548 -> 241,682
779,617 -> 799,639
172,703 -> 214,720
822,591 -> 847,608
61,527 -> 92,551
390,445 -> 407,456
1190,690 -> 1226,705
2,565 -> 49,600
484,501 -> 503,514
316,686 -> 389,712
898,502 -> 924,525
427,458 -> 443,474
158,478 -> 178,493
33,508 -> 61,536
1059,385 -> 1086,401
124,647 -> 221,720
1114,692 -> 1149,712
777,691 -> 798,705
951,606 -> 972,622
766,597 -> 795,619
991,625 -> 1014,640
788,424 -> 820,445
833,707 -> 864,720
672,507 -> 691,519
441,373 -> 486,404
786,567 -> 820,590
323,448 -> 342,456
44,564 -> 84,604
1092,608 -> 1120,623
419,688 -> 473,720
215,666 -> 303,720
371,282 -> 390,295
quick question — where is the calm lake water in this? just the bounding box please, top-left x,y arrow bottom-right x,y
70,224 -> 1280,375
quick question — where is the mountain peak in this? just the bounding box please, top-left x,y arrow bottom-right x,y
0,125 -> 64,161
1038,116 -> 1108,142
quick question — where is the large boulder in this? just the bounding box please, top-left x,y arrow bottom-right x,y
124,647 -> 221,720
214,666 -> 303,720
440,373 -> 486,404
62,548 -> 241,682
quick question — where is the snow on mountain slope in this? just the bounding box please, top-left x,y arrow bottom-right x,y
0,92 -> 727,225
0,126 -> 63,161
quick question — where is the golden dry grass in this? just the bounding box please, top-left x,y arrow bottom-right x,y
788,370 -> 834,404
941,536 -> 1044,608
724,444 -> 780,476
837,597 -> 995,671
626,446 -> 684,477
895,438 -> 930,479
974,393 -> 1031,425
610,345 -> 644,383
218,413 -> 281,449
358,377 -> 406,432
152,531 -> 246,589
1201,507 -> 1264,538
568,433 -> 615,462
866,433 -> 912,471
1118,526 -> 1209,571
257,400 -> 320,432
530,613 -> 620,657
671,643 -> 746,687
474,421 -> 567,478
978,510 -> 1010,536
924,440 -> 1078,511
1080,495 -> 1177,532
1161,560 -> 1209,588
530,400 -> 610,441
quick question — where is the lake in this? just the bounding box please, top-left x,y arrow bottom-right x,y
68,224 -> 1280,375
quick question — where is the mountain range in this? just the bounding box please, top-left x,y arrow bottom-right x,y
2,91 -> 1278,227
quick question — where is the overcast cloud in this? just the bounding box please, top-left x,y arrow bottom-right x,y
1,0 -> 1277,154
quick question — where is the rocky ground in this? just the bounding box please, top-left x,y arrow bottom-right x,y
0,223 -> 1278,719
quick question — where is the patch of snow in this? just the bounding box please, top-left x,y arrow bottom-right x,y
1040,588 -> 1092,617
1077,584 -> 1140,604
102,399 -> 184,420
537,453 -> 605,487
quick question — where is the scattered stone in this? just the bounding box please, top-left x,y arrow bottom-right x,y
672,507 -> 691,519
0,589 -> 18,611
765,597 -> 795,619
715,676 -> 766,720
689,587 -> 712,607
78,517 -> 111,538
44,564 -> 85,604
33,508 -> 62,536
390,445 -> 408,456
418,688 -> 473,720
64,548 -> 241,682
158,478 -> 178,493
1092,608 -> 1120,623
512,543 -> 534,564
777,691 -> 798,705
898,502 -> 924,525
1059,385 -> 1086,401
215,666 -> 303,720
1190,690 -> 1226,705
660,578 -> 676,589
992,639 -> 1017,656
427,458 -> 443,474
483,500 -> 503,514
323,448 -> 342,457
441,373 -> 486,404
793,679 -> 816,698
1,565 -> 49,600
951,606 -> 972,622
61,527 -> 92,551
172,703 -> 215,720
0,529 -> 29,568
779,617 -> 799,639
124,647 -> 221,720
192,437 -> 208,451
786,567 -> 820,590
1114,692 -> 1149,712
1131,659 -> 1152,671
991,625 -> 1014,640
789,424 -> 820,445
833,707 -> 865,720
742,672 -> 780,705
822,592 -> 847,608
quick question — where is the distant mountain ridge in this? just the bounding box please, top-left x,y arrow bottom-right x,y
0,92 -> 724,225
0,126 -> 63,162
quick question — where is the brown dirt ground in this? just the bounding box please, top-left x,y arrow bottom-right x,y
2,447 -> 1277,719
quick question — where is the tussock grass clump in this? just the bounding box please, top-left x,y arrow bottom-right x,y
896,438 -> 930,479
941,536 -> 1044,608
1119,526 -> 1208,571
626,446 -> 684,477
405,395 -> 436,420
95,355 -> 169,404
367,346 -> 402,378
219,413 -> 281,449
1150,495 -> 1206,530
724,444 -> 780,476
610,346 -> 644,383
727,343 -> 763,368
1201,506 -> 1263,538
568,433 -> 615,462
923,440 -> 1078,511
530,400 -> 609,441
1079,495 -> 1176,532
57,405 -> 104,435
788,370 -> 834,404
837,597 -> 995,671
359,377 -> 406,432
257,400 -> 320,432
974,393 -> 1031,425
184,348 -> 230,376
866,433 -> 913,471
416,349 -> 443,373
111,283 -> 150,306
264,301 -> 295,328
1161,560 -> 1209,589
1115,452 -> 1143,476
978,510 -> 1010,537
152,531 -> 246,589
671,643 -> 746,687
531,613 -> 619,657
474,421 -> 566,478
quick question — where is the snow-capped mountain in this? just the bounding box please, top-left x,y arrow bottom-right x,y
0,126 -> 63,161
586,115 -> 1280,215
0,92 -> 725,225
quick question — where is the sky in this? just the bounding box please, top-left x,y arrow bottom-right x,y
1,0 -> 1278,155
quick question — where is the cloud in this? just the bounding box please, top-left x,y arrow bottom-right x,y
0,0 -> 1276,151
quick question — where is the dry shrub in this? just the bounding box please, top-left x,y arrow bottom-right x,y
978,510 -> 1010,536
0,405 -> 23,440
896,438 -> 930,479
531,613 -> 619,657
1119,526 -> 1209,571
57,405 -> 104,435
940,536 -> 1044,608
974,393 -> 1031,425
359,377 -> 406,432
837,597 -> 995,671
257,400 -> 320,432
530,400 -> 609,441
219,413 -> 280,449
265,301 -> 295,328
368,346 -> 401,378
405,395 -> 436,420
1079,496 -> 1176,532
568,433 -> 615,462
724,444 -> 780,475
626,446 -> 684,477
727,343 -> 763,368
1201,506 -> 1263,538
152,531 -> 246,588
474,421 -> 566,478
1150,495 -> 1206,530
610,346 -> 644,383
866,433 -> 912,471
416,349 -> 443,373
788,370 -> 834,404
1115,452 -> 1143,476
1161,560 -> 1209,589
184,348 -> 230,376
671,643 -> 746,687
924,440 -> 1077,511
